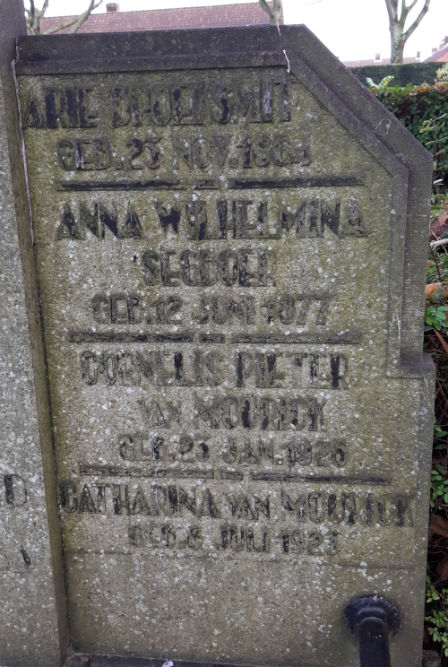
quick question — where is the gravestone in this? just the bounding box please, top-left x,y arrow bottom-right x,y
1,10 -> 435,667
0,3 -> 68,666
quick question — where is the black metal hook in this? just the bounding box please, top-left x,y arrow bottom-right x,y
344,595 -> 400,667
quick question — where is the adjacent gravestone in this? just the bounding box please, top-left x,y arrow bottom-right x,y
5,19 -> 435,667
0,2 -> 67,665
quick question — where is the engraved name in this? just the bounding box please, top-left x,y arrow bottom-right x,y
79,349 -> 348,390
59,481 -> 414,529
23,79 -> 291,130
55,196 -> 367,240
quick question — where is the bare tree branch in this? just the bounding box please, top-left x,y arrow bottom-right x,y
44,16 -> 85,35
68,0 -> 103,34
29,0 -> 35,23
25,0 -> 103,35
398,0 -> 422,28
385,0 -> 399,23
385,0 -> 431,63
405,0 -> 420,12
403,0 -> 430,40
430,238 -> 448,250
27,0 -> 36,34
259,0 -> 283,26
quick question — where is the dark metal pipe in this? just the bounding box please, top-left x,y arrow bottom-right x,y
344,595 -> 400,667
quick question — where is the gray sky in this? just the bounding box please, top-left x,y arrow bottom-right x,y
41,0 -> 448,62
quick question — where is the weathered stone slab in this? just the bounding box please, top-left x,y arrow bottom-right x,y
16,26 -> 434,667
0,1 -> 68,665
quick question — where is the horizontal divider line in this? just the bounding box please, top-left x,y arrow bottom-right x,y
219,470 -> 244,481
56,180 -> 219,192
69,331 -> 194,343
229,176 -> 364,189
79,464 -> 215,480
231,332 -> 360,344
250,472 -> 389,484
69,330 -> 360,345
56,175 -> 363,192
80,465 -> 243,481
199,334 -> 226,343
80,466 -> 388,485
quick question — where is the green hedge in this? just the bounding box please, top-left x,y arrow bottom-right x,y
374,83 -> 448,189
349,62 -> 440,86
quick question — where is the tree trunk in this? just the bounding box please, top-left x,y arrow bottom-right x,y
390,27 -> 406,64
385,0 -> 431,65
259,0 -> 283,26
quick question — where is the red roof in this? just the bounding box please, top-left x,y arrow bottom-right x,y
39,3 -> 278,34
426,44 -> 448,62
426,37 -> 448,62
343,56 -> 420,67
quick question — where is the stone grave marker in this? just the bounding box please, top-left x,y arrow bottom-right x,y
1,13 -> 435,667
0,3 -> 67,666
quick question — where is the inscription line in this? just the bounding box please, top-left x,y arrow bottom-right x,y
250,472 -> 390,485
